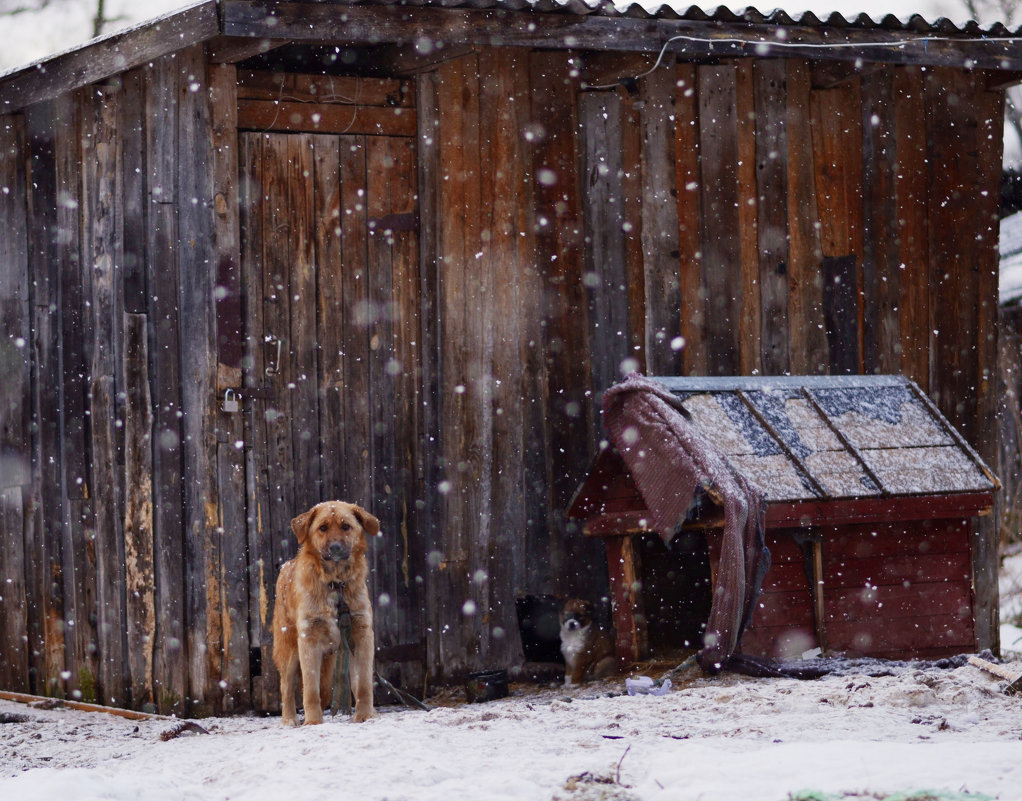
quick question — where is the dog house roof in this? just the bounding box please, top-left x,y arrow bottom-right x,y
639,374 -> 996,502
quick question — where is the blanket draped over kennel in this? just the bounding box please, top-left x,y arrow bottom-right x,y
601,374 -> 770,672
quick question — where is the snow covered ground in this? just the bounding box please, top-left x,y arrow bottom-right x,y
2,551 -> 1021,801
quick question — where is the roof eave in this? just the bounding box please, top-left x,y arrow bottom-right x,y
0,0 -> 221,115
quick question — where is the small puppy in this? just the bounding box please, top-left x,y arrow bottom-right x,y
559,598 -> 616,686
272,501 -> 379,725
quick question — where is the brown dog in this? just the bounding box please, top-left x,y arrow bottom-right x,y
272,501 -> 379,725
559,598 -> 616,686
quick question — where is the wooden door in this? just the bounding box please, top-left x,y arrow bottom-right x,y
238,130 -> 424,710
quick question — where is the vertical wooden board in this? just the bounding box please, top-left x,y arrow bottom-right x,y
123,313 -> 156,709
239,132 -> 278,711
287,134 -> 322,513
337,135 -> 372,511
174,46 -> 221,714
579,89 -> 632,401
753,60 -> 790,376
145,61 -> 188,714
673,64 -> 705,376
210,63 -> 244,391
821,255 -> 860,374
54,90 -> 95,701
366,134 -> 402,653
503,60 -> 550,609
735,60 -> 761,377
436,53 -> 488,672
616,87 -> 646,373
786,61 -> 827,375
383,134 -> 425,673
24,103 -> 64,695
810,79 -> 863,261
861,70 -> 900,376
261,133 -> 299,594
892,67 -> 930,391
529,51 -> 595,600
121,70 -> 147,316
479,48 -> 528,669
970,78 -> 1004,654
84,83 -> 129,707
216,437 -> 250,712
0,115 -> 30,693
697,62 -> 742,376
0,114 -> 30,469
640,63 -> 683,375
811,79 -> 865,375
209,62 -> 250,711
414,71 -> 446,680
0,488 -> 29,691
314,134 -> 344,503
146,200 -> 187,714
925,68 -> 980,442
810,79 -> 863,375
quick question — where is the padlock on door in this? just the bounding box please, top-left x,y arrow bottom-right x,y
222,388 -> 240,414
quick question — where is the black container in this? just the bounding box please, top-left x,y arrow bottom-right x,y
465,669 -> 509,703
515,594 -> 564,664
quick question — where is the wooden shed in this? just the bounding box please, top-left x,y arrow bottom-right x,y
568,375 -> 1000,663
0,0 -> 1016,714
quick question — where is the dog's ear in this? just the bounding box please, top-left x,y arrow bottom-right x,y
290,510 -> 312,546
352,506 -> 381,538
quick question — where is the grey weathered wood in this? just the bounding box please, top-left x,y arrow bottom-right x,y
23,102 -> 64,696
173,45 -> 221,715
239,132 -> 278,711
639,64 -> 682,376
83,81 -> 129,708
579,90 -> 631,410
754,59 -> 790,376
123,313 -> 156,709
0,488 -> 28,692
822,255 -> 860,375
144,55 -> 188,714
861,70 -> 899,376
55,90 -> 99,702
209,62 -> 251,712
786,61 -> 827,376
698,62 -> 742,376
0,114 -> 31,694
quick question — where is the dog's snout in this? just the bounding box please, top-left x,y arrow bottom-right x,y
328,541 -> 350,561
566,619 -> 580,630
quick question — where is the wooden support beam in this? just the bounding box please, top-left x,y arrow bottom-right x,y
206,35 -> 288,64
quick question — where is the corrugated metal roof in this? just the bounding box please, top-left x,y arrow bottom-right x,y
332,0 -> 1021,36
651,374 -> 998,502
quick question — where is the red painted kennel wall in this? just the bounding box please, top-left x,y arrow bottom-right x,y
710,519 -> 975,661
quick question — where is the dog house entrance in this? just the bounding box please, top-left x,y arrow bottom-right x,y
636,530 -> 713,656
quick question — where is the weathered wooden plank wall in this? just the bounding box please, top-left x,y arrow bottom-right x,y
0,44 -> 1008,710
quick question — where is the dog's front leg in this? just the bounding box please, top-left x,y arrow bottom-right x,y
349,612 -> 376,722
280,648 -> 300,727
297,631 -> 325,725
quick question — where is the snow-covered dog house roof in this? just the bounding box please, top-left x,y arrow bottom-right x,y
570,374 -> 998,533
569,375 -> 1000,663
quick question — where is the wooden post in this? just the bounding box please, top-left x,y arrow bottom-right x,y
605,535 -> 647,662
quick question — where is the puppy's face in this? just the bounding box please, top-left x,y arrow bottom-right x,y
291,501 -> 380,566
560,598 -> 595,633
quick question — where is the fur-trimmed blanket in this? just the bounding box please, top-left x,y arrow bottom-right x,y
602,373 -> 770,672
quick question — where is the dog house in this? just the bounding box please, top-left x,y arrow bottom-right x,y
568,374 -> 999,664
